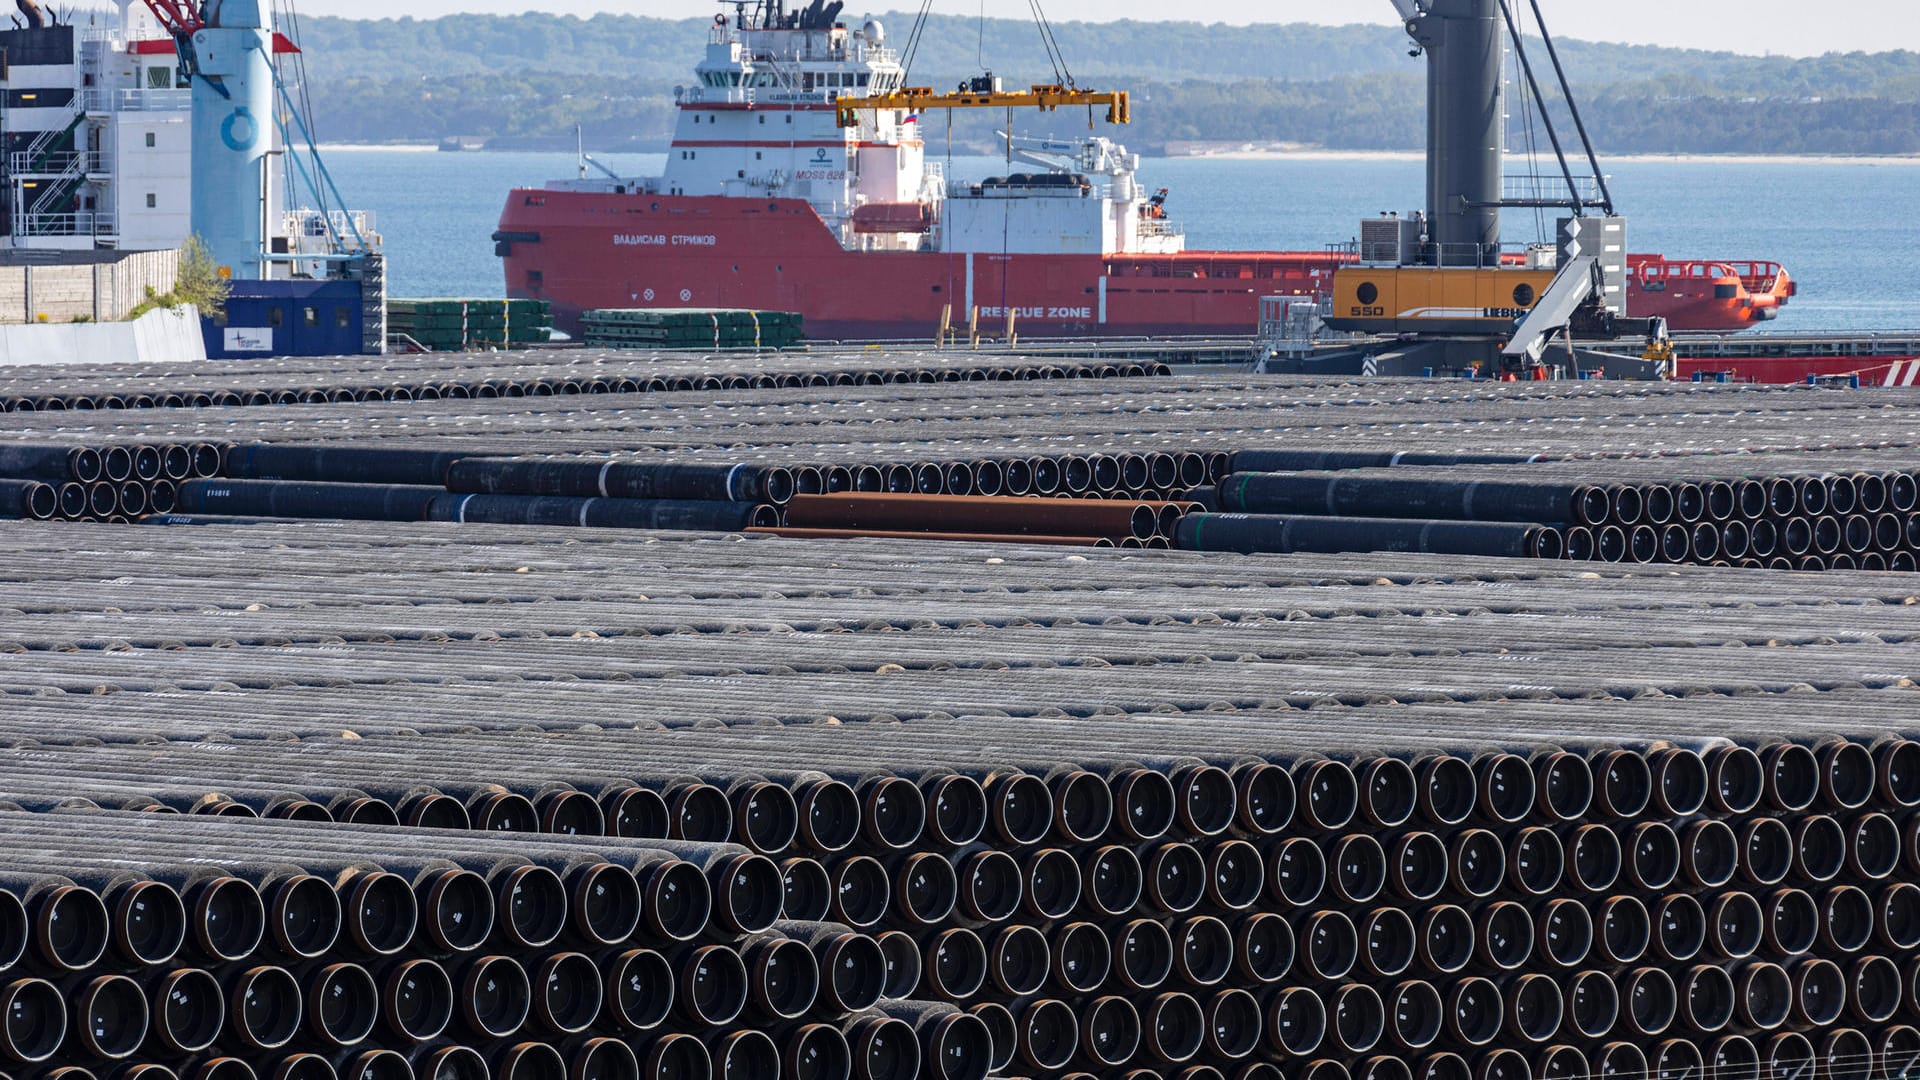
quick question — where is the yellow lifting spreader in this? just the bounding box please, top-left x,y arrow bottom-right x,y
835,84 -> 1130,128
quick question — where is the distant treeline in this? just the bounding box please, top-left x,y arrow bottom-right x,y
291,13 -> 1920,154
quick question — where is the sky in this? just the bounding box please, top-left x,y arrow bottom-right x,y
282,0 -> 1917,58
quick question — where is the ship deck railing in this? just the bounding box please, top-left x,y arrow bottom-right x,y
16,211 -> 116,240
8,150 -> 110,177
83,88 -> 191,114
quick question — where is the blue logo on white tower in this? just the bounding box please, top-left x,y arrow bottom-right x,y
221,107 -> 260,151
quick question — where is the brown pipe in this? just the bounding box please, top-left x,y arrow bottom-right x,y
753,526 -> 1117,546
782,493 -> 1163,538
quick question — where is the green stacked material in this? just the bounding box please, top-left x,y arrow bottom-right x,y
388,298 -> 553,351
580,308 -> 804,350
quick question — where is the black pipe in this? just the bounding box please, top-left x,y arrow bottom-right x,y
1022,848 -> 1081,921
1444,978 -> 1501,1047
707,1030 -> 779,1080
1449,829 -> 1505,899
304,963 -> 378,1048
987,924 -> 1048,998
922,775 -> 987,850
874,930 -> 921,1002
1362,906 -> 1417,979
1796,815 -> 1847,883
1111,918 -> 1174,992
1389,980 -> 1445,1050
1174,764 -> 1237,837
1330,834 -> 1387,905
1791,958 -> 1846,1026
533,952 -> 605,1034
783,1023 -> 851,1080
1566,970 -> 1619,1039
1235,912 -> 1295,984
1624,966 -> 1678,1036
380,959 -> 454,1043
988,774 -> 1053,847
843,1015 -> 917,1080
1477,902 -> 1534,971
1507,826 -> 1564,896
920,927 -> 986,1001
229,966 -> 304,1051
1627,822 -> 1682,891
1506,974 -> 1563,1043
1419,757 -> 1477,827
1021,991 -> 1082,1068
1142,991 -> 1205,1064
1710,891 -> 1764,960
780,858 -> 832,923
636,861 -> 712,941
957,850 -> 1021,923
1417,905 -> 1472,975
1360,758 -> 1418,829
1535,898 -> 1592,969
415,870 -> 491,955
1266,986 -> 1326,1056
1565,824 -> 1621,893
1533,752 -> 1592,822
1174,915 -> 1233,987
1821,885 -> 1875,953
1301,910 -> 1359,981
459,955 -> 531,1038
891,852 -> 957,927
1598,895 -> 1650,965
1269,837 -> 1328,907
1681,964 -> 1736,1032
677,945 -> 748,1028
1330,983 -> 1385,1055
1079,996 -> 1141,1069
1143,842 -> 1207,914
149,969 -> 225,1054
1655,894 -> 1706,963
1051,921 -> 1111,995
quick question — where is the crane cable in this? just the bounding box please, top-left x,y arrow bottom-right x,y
901,0 -> 1077,90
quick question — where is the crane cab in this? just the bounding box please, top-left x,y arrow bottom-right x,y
1323,266 -> 1559,336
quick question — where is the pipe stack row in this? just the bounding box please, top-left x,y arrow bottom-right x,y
11,711 -> 1920,1080
0,442 -> 223,522
1181,460 -> 1920,570
0,351 -> 1169,414
0,515 -> 1918,1079
0,807 -> 997,1080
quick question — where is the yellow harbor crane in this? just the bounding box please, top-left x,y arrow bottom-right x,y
835,81 -> 1128,128
835,0 -> 1127,129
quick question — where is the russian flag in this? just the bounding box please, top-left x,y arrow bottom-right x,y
903,113 -> 919,125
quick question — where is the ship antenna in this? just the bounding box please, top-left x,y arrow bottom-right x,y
576,124 -> 585,179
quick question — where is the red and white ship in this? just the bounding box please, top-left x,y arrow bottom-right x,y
496,2 -> 1792,341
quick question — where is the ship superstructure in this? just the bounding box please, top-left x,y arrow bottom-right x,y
0,1 -> 191,250
499,2 -> 1790,340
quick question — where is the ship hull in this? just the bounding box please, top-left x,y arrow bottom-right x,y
499,190 -> 1784,341
499,190 -> 1340,340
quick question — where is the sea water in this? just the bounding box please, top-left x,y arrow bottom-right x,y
322,148 -> 1920,333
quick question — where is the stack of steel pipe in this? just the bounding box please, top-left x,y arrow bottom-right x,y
0,372 -> 1918,553
0,442 -> 222,522
1184,462 -> 1920,570
2,518 -> 1920,1078
0,350 -> 1170,413
0,806 -> 996,1080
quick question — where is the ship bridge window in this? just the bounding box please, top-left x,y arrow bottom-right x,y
858,73 -> 870,86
